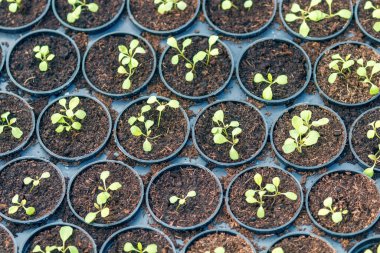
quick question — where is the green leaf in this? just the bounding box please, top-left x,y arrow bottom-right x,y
11,194 -> 19,204
69,97 -> 80,110
25,207 -> 35,216
374,22 -> 380,32
291,3 -> 301,12
157,3 -> 166,14
272,177 -> 280,187
75,110 -> 86,120
357,66 -> 367,77
169,196 -> 179,204
213,110 -> 224,123
182,38 -> 192,48
108,182 -> 122,191
145,244 -> 158,253
229,146 -> 239,160
56,125 -> 65,133
374,9 -> 380,18
332,212 -> 343,223
254,173 -> 262,186
370,85 -> 380,96
275,75 -> 288,85
67,246 -> 79,253
130,126 -> 143,136
100,171 -> 110,181
33,46 -> 40,52
177,1 -> 187,10
246,195 -> 258,204
24,177 -> 33,185
101,207 -> 110,218
282,138 -> 297,154
299,20 -> 310,37
328,73 -> 338,84
185,71 -> 194,82
303,130 -> 320,146
167,37 -> 178,48
193,51 -> 207,63
187,191 -> 196,197
213,133 -> 228,144
291,116 -> 304,130
372,63 -> 380,75
300,110 -> 312,122
124,242 -> 135,252
343,60 -> 355,69
265,184 -> 276,193
336,9 -> 351,19
51,113 -> 63,124
143,139 -> 152,152
323,197 -> 333,208
208,35 -> 218,46
310,0 -> 322,8
262,86 -> 273,100
39,61 -> 48,72
41,172 -> 50,179
87,3 -> 99,12
229,121 -> 239,127
97,192 -> 110,205
311,118 -> 329,127
368,129 -> 376,139
145,120 -> 154,130
308,10 -> 328,21
8,206 -> 19,214
365,1 -> 375,10
85,212 -> 98,223
8,2 -> 18,12
167,100 -> 180,108
257,206 -> 265,218
244,0 -> 252,8
272,248 -> 284,253
171,55 -> 179,65
285,13 -> 300,22
122,78 -> 131,90
221,0 -> 232,10
318,208 -> 330,216
47,54 -> 55,61
284,192 -> 297,200
364,167 -> 375,178
232,127 -> 242,137
141,105 -> 151,113
11,127 -> 23,139
71,122 -> 82,130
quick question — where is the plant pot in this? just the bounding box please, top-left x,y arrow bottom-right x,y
0,44 -> 5,72
67,160 -> 144,228
146,163 -> 223,231
6,29 -> 81,96
37,94 -> 112,162
127,0 -> 200,35
355,0 -> 380,44
159,34 -> 234,100
271,103 -> 347,170
82,32 -> 156,98
226,165 -> 303,234
236,37 -> 312,104
202,0 -> 276,38
349,236 -> 380,253
0,223 -> 17,253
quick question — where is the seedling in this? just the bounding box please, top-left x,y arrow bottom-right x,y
328,54 -> 355,84
356,58 -> 380,96
117,40 -> 146,90
282,110 -> 329,154
147,96 -> 179,127
205,247 -> 225,253
67,0 -> 99,24
253,73 -> 288,100
154,0 -> 187,14
32,226 -> 79,253
364,1 -> 380,32
221,0 -> 253,10
245,173 -> 298,218
123,242 -> 157,253
8,194 -> 35,216
363,244 -> 380,253
0,0 -> 22,13
130,120 -> 158,152
285,0 -> 352,37
169,190 -> 196,211
364,120 -> 380,177
272,248 -> 284,253
318,197 -> 348,223
85,171 -> 122,224
23,172 -> 51,193
211,109 -> 242,160
0,112 -> 23,139
50,97 -> 87,133
128,105 -> 152,125
33,45 -> 55,72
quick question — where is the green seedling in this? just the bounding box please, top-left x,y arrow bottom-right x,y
67,0 -> 99,23
221,0 -> 252,10
318,197 -> 348,223
147,96 -> 179,127
117,40 -> 146,90
124,242 -> 157,253
328,54 -> 355,84
363,244 -> 380,253
253,73 -> 288,100
272,248 -> 284,253
205,247 -> 225,253
245,173 -> 297,218
169,190 -> 196,211
357,58 -> 380,96
154,0 -> 187,14
33,45 -> 55,72
364,120 -> 380,177
285,0 -> 352,37
130,120 -> 158,152
128,105 -> 152,126
0,112 -> 23,139
32,226 -> 79,253
364,1 -> 380,32
51,97 -> 87,133
0,0 -> 22,12
8,194 -> 35,216
282,110 -> 329,154
24,172 -> 51,193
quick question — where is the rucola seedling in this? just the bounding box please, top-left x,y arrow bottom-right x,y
0,0 -> 22,13
51,97 -> 87,133
33,45 -> 55,72
169,190 -> 196,211
124,242 -> 157,253
67,0 -> 99,23
318,197 -> 348,223
32,226 -> 79,253
253,73 -> 288,100
205,247 -> 225,253
364,1 -> 380,32
24,172 -> 51,193
328,54 -> 355,84
8,194 -> 35,216
147,96 -> 179,127
221,0 -> 252,10
364,120 -> 380,177
154,0 -> 187,14
0,112 -> 23,139
356,58 -> 380,96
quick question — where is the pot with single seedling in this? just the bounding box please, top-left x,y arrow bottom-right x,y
280,0 -> 353,41
306,169 -> 380,237
355,0 -> 380,44
83,32 -> 156,98
127,0 -> 200,35
203,0 -> 276,38
52,0 -> 125,32
236,38 -> 312,104
226,165 -> 303,234
114,95 -> 190,163
349,236 -> 380,253
6,29 -> 80,96
68,160 -> 144,227
159,34 -> 234,100
0,223 -> 16,253
146,163 -> 223,231
37,94 -> 112,162
271,103 -> 346,170
0,157 -> 65,225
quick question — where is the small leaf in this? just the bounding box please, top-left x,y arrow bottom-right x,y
11,127 -> 23,139
24,177 -> 33,185
185,71 -> 194,82
364,167 -> 375,178
85,212 -> 97,224
284,192 -> 298,200
272,177 -> 280,187
257,206 -> 265,218
300,110 -> 312,122
370,85 -> 380,96
262,86 -> 273,100
167,37 -> 178,48
169,196 -> 179,204
8,206 -> 19,214
208,35 -> 218,46
101,208 -> 110,218
323,197 -> 333,208
368,129 -> 376,139
265,184 -> 276,193
275,75 -> 288,85
332,212 -> 343,223
124,243 -> 135,252
254,173 -> 262,186
143,139 -> 152,152
130,126 -> 143,136
299,20 -> 310,37
187,191 -> 197,197
303,130 -> 320,146
229,146 -> 239,160
108,182 -> 122,191
12,194 -> 19,204
213,110 -> 224,123
282,138 -> 297,154
177,1 -> 187,10
71,122 -> 82,130
328,73 -> 338,84
145,244 -> 158,253
69,97 -> 80,110
311,118 -> 329,127
25,207 -> 35,216
171,55 -> 179,65
39,61 -> 48,72
318,208 -> 330,216
285,13 -> 300,22
213,133 -> 228,144
75,110 -> 86,120
336,9 -> 351,19
291,3 -> 301,12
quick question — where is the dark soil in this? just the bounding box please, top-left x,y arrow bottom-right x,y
0,226 -> 14,252
316,43 -> 380,104
206,0 -> 274,34
228,167 -> 301,229
239,40 -> 308,100
55,0 -> 124,29
0,0 -> 47,28
148,165 -> 221,228
0,93 -> 34,154
309,172 -> 380,233
129,0 -> 198,31
39,97 -> 110,158
85,34 -> 155,95
70,162 -> 142,224
116,98 -> 188,160
273,104 -> 345,167
162,36 -> 232,97
358,0 -> 380,40
271,234 -> 335,253
0,159 -> 64,221
194,101 -> 266,163
282,0 -> 351,37
9,32 -> 78,92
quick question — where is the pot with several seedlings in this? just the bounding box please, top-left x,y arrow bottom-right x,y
355,0 -> 380,43
0,223 -> 16,253
349,237 -> 380,253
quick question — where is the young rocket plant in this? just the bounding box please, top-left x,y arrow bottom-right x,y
169,190 -> 196,211
33,45 -> 55,72
356,58 -> 380,96
272,248 -> 284,253
364,244 -> 380,253
364,1 -> 380,32
282,110 -> 329,154
253,73 -> 288,100
318,197 -> 348,223
364,120 -> 380,177
285,0 -> 352,37
8,194 -> 35,216
245,173 -> 297,218
0,0 -> 22,13
205,247 -> 225,253
24,172 -> 51,193
0,112 -> 23,139
146,96 -> 179,127
32,226 -> 79,253
154,0 -> 187,14
124,242 -> 157,253
328,54 -> 355,84
51,97 -> 87,133
221,0 -> 253,10
67,0 -> 99,24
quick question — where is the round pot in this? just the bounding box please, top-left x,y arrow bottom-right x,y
349,236 -> 380,253
355,0 -> 380,44
226,164 -> 304,234
0,223 -> 17,253
37,94 -> 112,162
146,163 -> 223,231
67,160 -> 144,228
236,37 -> 312,104
159,34 -> 234,100
6,29 -> 81,96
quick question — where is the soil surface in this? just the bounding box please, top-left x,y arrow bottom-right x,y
0,226 -> 14,252
271,234 -> 336,253
358,0 -> 380,40
0,0 -> 47,28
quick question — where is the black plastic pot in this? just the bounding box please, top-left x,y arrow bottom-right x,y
0,44 -> 5,72
355,0 -> 380,44
306,169 -> 380,238
0,157 -> 66,225
270,103 -> 347,170
67,160 -> 144,228
226,164 -> 304,234
37,94 -> 112,162
100,226 -> 176,253
159,34 -> 234,100
202,0 -> 276,38
349,236 -> 380,253
313,41 -> 380,107
279,0 -> 353,41
82,32 -> 156,98
146,163 -> 223,231
114,95 -> 190,164
6,29 -> 81,96
52,0 -> 125,33
236,37 -> 312,104
127,0 -> 200,35
0,223 -> 17,253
